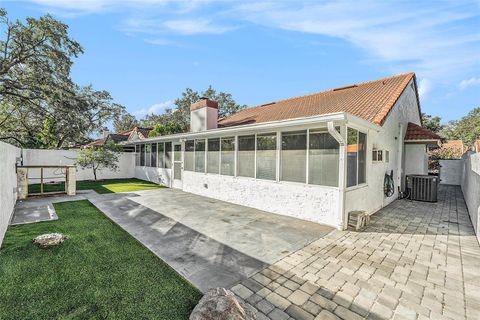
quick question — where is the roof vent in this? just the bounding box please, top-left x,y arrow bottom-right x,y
333,84 -> 358,91
260,102 -> 276,107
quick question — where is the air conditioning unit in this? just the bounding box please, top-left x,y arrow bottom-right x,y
406,175 -> 438,202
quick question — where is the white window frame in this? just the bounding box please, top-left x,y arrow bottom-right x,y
346,126 -> 368,189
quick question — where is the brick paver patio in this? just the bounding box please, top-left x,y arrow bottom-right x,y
231,185 -> 480,320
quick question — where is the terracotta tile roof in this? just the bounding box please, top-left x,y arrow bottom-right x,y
84,138 -> 105,147
404,122 -> 441,141
218,73 -> 416,127
107,134 -> 129,143
442,140 -> 467,153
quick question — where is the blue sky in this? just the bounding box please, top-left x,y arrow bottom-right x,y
3,0 -> 480,124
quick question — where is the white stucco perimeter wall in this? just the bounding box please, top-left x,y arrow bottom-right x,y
461,153 -> 480,244
0,141 -> 20,246
182,171 -> 342,228
439,160 -> 463,185
23,149 -> 135,182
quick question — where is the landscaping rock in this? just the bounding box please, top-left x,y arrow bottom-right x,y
33,233 -> 66,248
190,287 -> 257,320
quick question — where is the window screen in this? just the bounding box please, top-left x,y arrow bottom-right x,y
347,128 -> 358,187
135,145 -> 140,166
207,138 -> 220,174
237,135 -> 255,178
256,133 -> 276,180
347,128 -> 367,187
358,132 -> 367,184
184,140 -> 194,171
145,144 -> 151,167
157,143 -> 164,168
151,143 -> 157,167
281,131 -> 307,183
309,130 -> 339,186
140,144 -> 145,166
220,137 -> 235,176
164,142 -> 172,169
195,139 -> 206,173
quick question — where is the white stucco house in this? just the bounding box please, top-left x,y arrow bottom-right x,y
125,72 -> 441,229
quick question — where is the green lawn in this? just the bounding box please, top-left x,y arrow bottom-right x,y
0,200 -> 202,319
28,178 -> 163,195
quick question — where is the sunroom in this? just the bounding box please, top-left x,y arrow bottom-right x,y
130,111 -> 376,229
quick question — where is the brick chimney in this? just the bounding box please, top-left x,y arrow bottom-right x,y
190,97 -> 218,132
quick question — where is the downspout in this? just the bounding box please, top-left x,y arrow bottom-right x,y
397,123 -> 404,194
328,121 -> 346,230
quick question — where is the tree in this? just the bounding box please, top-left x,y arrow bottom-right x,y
422,113 -> 443,133
0,9 -> 124,148
113,112 -> 139,133
439,107 -> 480,147
76,142 -> 122,181
149,121 -> 183,137
141,86 -> 246,132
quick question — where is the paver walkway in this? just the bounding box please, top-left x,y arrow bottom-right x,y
231,185 -> 480,320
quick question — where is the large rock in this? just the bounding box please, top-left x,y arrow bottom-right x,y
33,233 -> 66,248
190,288 -> 257,320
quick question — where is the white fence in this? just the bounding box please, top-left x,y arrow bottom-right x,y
440,154 -> 480,243
0,144 -> 136,247
461,153 -> 480,244
0,142 -> 20,246
22,149 -> 135,182
439,159 -> 463,185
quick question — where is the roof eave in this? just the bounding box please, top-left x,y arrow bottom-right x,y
122,112 -> 348,145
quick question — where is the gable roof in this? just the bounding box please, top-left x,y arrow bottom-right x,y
218,73 -> 417,128
404,122 -> 441,142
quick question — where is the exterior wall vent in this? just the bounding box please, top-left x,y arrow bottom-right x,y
406,175 -> 438,202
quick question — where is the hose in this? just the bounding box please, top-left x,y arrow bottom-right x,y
384,170 -> 394,197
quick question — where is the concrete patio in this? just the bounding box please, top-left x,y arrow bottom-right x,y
231,185 -> 480,320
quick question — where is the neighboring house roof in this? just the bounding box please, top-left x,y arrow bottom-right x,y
218,72 -> 417,128
106,134 -> 129,144
84,138 -> 105,147
82,127 -> 152,148
442,140 -> 467,153
404,122 -> 441,142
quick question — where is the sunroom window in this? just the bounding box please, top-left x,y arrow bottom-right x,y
140,144 -> 145,166
135,145 -> 140,166
237,135 -> 255,178
150,143 -> 157,167
281,131 -> 307,183
309,130 -> 339,186
207,138 -> 220,174
164,142 -> 172,169
184,140 -> 194,171
256,133 -> 276,180
220,137 -> 235,176
145,144 -> 151,167
157,142 -> 164,168
195,139 -> 206,173
347,128 -> 367,187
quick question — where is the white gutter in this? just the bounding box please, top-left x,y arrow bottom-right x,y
122,112 -> 347,145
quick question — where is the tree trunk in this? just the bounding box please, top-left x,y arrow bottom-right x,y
93,168 -> 97,181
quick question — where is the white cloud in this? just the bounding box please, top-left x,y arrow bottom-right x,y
418,78 -> 432,99
125,17 -> 236,36
132,100 -> 173,118
235,1 -> 480,80
459,77 -> 480,90
163,19 -> 236,35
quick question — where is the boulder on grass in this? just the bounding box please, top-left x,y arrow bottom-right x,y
33,233 -> 66,248
190,288 -> 256,320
